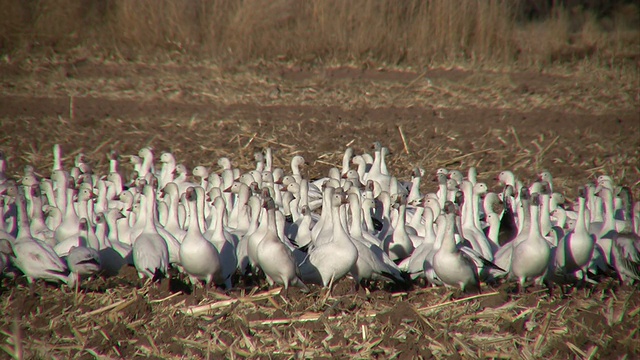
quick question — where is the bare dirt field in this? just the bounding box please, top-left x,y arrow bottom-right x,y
0,58 -> 639,359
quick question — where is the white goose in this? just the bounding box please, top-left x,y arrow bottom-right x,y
66,218 -> 102,287
432,202 -> 481,292
8,185 -> 70,287
180,187 -> 223,290
256,196 -> 309,291
510,193 -> 551,289
132,185 -> 169,280
553,187 -> 595,283
299,188 -> 358,287
203,195 -> 237,289
347,192 -> 406,286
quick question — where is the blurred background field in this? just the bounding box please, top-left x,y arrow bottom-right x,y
1,0 -> 638,71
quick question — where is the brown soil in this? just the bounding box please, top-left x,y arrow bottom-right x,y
0,59 -> 638,359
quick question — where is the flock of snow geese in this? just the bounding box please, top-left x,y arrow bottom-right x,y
0,142 -> 639,296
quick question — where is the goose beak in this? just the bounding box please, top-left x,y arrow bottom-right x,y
341,173 -> 348,179
223,185 -> 232,193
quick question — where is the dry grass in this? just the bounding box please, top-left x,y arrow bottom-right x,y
0,0 -> 638,70
1,273 -> 638,359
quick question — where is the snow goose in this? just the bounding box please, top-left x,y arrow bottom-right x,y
253,152 -> 265,173
132,186 -> 169,280
382,194 -> 415,262
137,147 -> 155,179
586,183 -> 603,224
432,202 -> 481,292
511,193 -> 551,289
608,187 -> 640,284
299,188 -> 358,287
160,183 -> 187,242
364,142 -> 392,195
94,211 -> 131,275
399,206 -> 436,280
236,195 -> 262,273
27,186 -> 56,246
290,205 -> 314,249
553,187 -> 595,284
54,188 -> 81,244
484,212 -> 501,248
203,196 -> 237,288
539,183 -> 563,246
66,218 -> 102,287
192,166 -> 209,191
342,169 -> 364,190
290,155 -> 306,184
459,181 -> 494,260
497,185 -> 518,246
179,187 -> 223,291
256,196 -> 309,291
7,185 -> 70,287
158,152 -> 176,191
406,168 -> 423,205
340,147 -> 354,176
174,164 -> 199,195
490,188 -> 532,280
448,170 -> 464,186
351,155 -> 369,181
347,192 -> 403,276
538,171 -> 554,193
224,181 -> 252,233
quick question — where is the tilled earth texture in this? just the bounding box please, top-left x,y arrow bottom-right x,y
0,58 -> 639,359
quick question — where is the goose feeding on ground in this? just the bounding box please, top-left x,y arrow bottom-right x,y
7,184 -> 70,287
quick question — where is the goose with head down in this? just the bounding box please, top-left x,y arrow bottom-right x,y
7,184 -> 71,287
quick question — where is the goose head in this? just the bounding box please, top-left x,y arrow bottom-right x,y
159,152 -> 174,164
218,157 -> 232,170
291,156 -> 306,168
272,168 -> 284,184
496,170 -> 515,186
192,166 -> 209,181
473,182 -> 488,198
448,170 -> 464,184
538,171 -> 552,183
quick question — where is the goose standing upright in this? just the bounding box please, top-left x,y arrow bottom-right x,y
256,196 -> 309,291
203,196 -> 237,289
180,187 -> 222,290
299,188 -> 358,287
553,187 -> 595,283
132,186 -> 169,280
511,193 -> 551,289
432,202 -> 481,292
